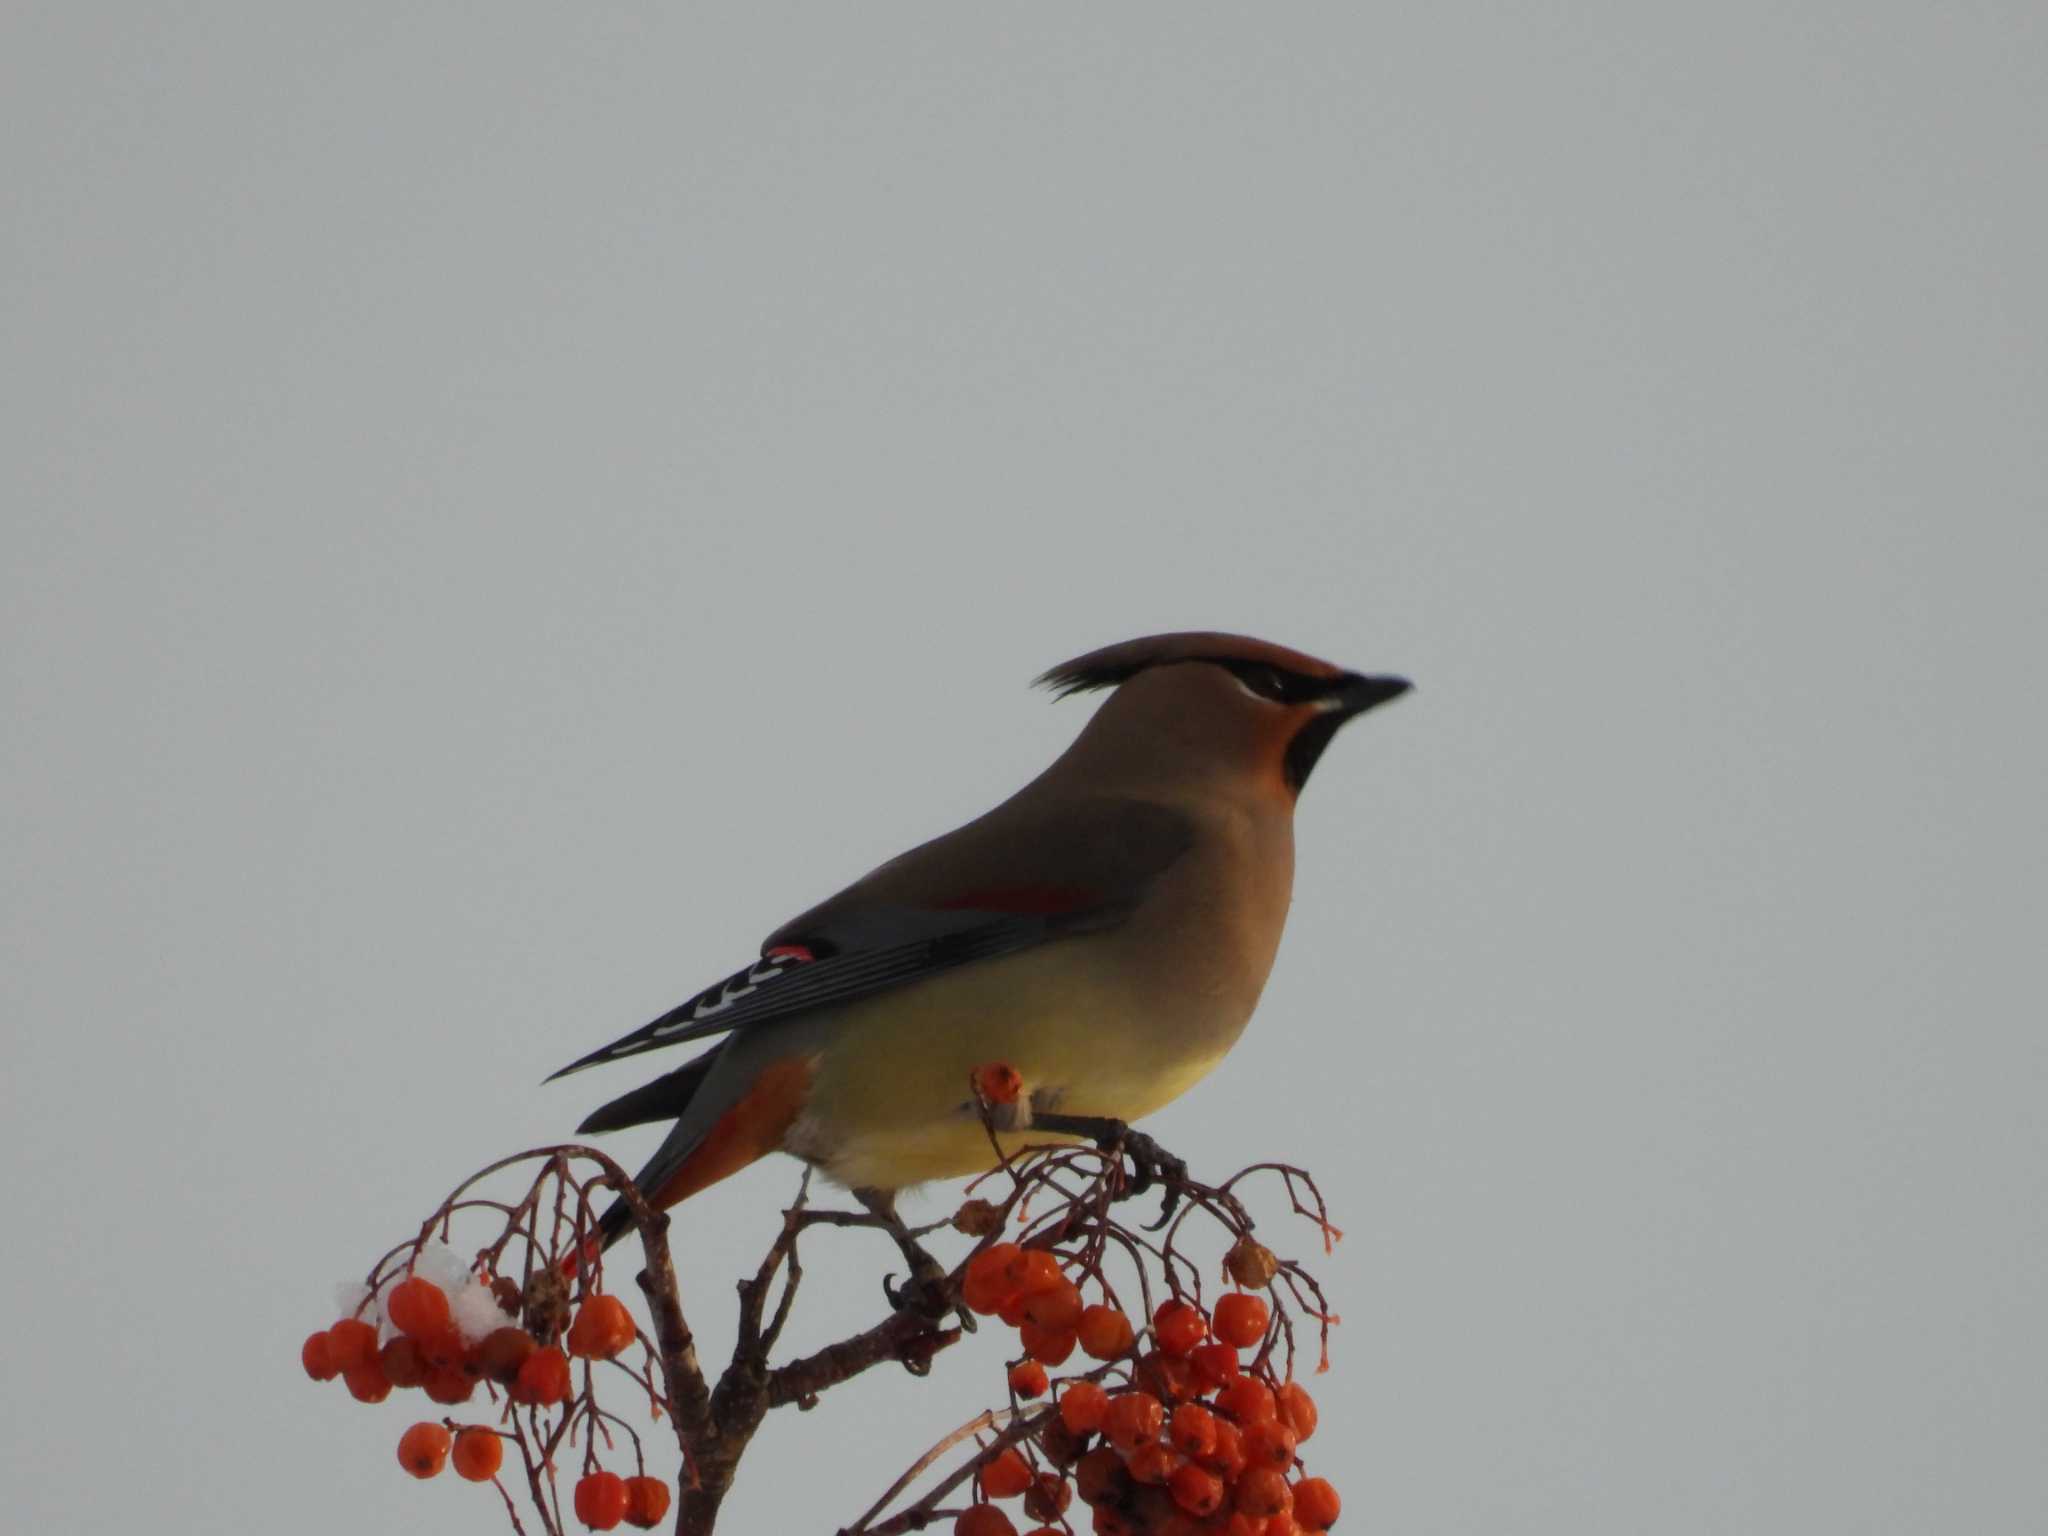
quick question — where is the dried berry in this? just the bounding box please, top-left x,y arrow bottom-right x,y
951,1198 -> 1006,1237
1224,1237 -> 1280,1289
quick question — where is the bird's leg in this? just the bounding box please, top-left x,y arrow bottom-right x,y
1031,1112 -> 1190,1230
852,1186 -> 973,1332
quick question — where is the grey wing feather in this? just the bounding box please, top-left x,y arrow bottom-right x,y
548,797 -> 1193,1081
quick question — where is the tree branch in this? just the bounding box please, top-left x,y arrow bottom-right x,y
768,1308 -> 963,1409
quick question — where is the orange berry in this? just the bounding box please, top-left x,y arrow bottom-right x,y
475,1326 -> 538,1386
574,1470 -> 630,1529
954,1502 -> 1018,1536
972,1062 -> 1024,1104
387,1276 -> 452,1338
999,1292 -> 1034,1330
1169,1402 -> 1218,1458
1275,1381 -> 1318,1441
1008,1249 -> 1064,1295
1060,1379 -> 1110,1435
1216,1377 -> 1277,1426
1018,1320 -> 1078,1366
510,1345 -> 572,1406
1133,1348 -> 1197,1404
414,1324 -> 467,1371
424,1364 -> 477,1405
1190,1341 -> 1243,1390
1202,1419 -> 1248,1479
982,1446 -> 1034,1499
1021,1279 -> 1084,1332
1125,1441 -> 1180,1485
598,1299 -> 639,1356
1152,1299 -> 1208,1356
623,1475 -> 671,1528
326,1318 -> 379,1372
1263,1518 -> 1300,1536
568,1295 -> 636,1360
344,1358 -> 392,1403
578,1470 -> 633,1528
1023,1472 -> 1072,1523
396,1421 -> 451,1478
964,1244 -> 1024,1315
1235,1468 -> 1293,1519
379,1335 -> 429,1388
1292,1477 -> 1339,1530
1073,1446 -> 1131,1506
967,1242 -> 1022,1282
1102,1390 -> 1164,1452
301,1330 -> 339,1381
1037,1417 -> 1087,1466
451,1426 -> 504,1481
1243,1420 -> 1299,1471
1009,1359 -> 1050,1398
1169,1461 -> 1226,1518
1212,1293 -> 1270,1350
1077,1305 -> 1135,1360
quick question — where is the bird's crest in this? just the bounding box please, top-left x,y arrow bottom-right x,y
1035,631 -> 1344,698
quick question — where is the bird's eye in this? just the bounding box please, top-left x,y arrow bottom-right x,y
1231,663 -> 1293,702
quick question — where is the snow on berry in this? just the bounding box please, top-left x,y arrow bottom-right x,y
450,1276 -> 516,1343
408,1240 -> 473,1297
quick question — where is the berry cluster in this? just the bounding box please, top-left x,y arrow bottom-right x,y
947,1239 -> 1340,1536
297,1100 -> 1343,1535
301,1256 -> 669,1530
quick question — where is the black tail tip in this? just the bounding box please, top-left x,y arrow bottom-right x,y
594,1197 -> 636,1254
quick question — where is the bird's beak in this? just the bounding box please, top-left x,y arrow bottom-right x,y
1325,673 -> 1413,718
1283,672 -> 1411,792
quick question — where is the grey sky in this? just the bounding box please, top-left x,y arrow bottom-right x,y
4,5 -> 2044,1533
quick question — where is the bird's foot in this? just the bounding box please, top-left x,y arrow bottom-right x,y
1032,1112 -> 1190,1230
880,1258 -> 966,1330
855,1187 -> 977,1333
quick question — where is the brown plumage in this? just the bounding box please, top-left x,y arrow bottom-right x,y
552,633 -> 1410,1244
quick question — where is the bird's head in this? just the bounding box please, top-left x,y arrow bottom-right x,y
1038,631 -> 1411,797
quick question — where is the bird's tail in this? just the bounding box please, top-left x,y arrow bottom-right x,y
575,1044 -> 815,1252
576,1049 -> 722,1252
577,1050 -> 723,1137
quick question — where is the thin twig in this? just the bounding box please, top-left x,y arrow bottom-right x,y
842,1409 -> 1006,1535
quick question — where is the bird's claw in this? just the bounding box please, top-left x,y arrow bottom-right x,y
1034,1111 -> 1193,1231
1113,1127 -> 1189,1231
871,1283 -> 947,1377
856,1184 -> 976,1332
882,1266 -> 975,1333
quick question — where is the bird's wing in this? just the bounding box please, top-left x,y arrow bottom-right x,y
546,796 -> 1192,1081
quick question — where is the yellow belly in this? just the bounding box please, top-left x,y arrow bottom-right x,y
782,936 -> 1243,1191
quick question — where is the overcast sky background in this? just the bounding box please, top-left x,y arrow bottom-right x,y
5,5 -> 2044,1533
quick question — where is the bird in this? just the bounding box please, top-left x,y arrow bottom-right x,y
551,632 -> 1410,1252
